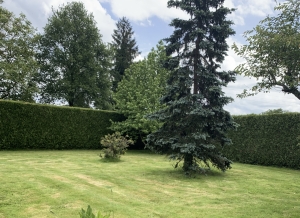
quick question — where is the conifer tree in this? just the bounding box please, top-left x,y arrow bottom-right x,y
146,0 -> 237,174
111,17 -> 139,91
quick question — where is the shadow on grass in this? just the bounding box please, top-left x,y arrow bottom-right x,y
143,165 -> 228,181
98,157 -> 125,163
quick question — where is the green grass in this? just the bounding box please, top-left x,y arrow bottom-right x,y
0,150 -> 299,218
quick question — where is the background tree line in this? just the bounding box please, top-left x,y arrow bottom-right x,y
1,1 -> 140,109
2,0 -> 299,109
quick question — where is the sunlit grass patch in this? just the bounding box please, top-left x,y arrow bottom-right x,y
0,150 -> 299,217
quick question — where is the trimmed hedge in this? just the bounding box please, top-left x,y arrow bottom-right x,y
225,113 -> 300,169
0,100 -> 124,150
2,100 -> 300,169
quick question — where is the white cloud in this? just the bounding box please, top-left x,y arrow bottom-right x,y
224,89 -> 300,115
224,0 -> 245,26
133,54 -> 145,62
102,0 -> 189,22
139,19 -> 153,27
102,0 -> 276,24
222,37 -> 245,72
234,0 -> 277,17
101,0 -> 277,27
2,0 -> 116,42
224,0 -> 279,27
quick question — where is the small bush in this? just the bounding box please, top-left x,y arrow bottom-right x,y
100,132 -> 133,159
79,205 -> 110,218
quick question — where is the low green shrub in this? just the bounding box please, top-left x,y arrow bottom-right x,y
100,132 -> 133,159
225,113 -> 300,169
79,205 -> 110,218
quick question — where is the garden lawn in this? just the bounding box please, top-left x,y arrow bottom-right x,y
0,150 -> 299,218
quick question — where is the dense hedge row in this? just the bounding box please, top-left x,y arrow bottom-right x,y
2,100 -> 300,169
0,100 -> 124,150
226,113 -> 300,169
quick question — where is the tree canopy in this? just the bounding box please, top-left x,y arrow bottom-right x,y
36,2 -> 111,109
0,4 -> 38,101
261,108 -> 290,115
111,17 -> 139,91
233,0 -> 300,100
146,0 -> 237,174
110,41 -> 169,143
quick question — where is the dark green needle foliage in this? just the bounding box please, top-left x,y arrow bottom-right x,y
146,0 -> 237,174
111,17 -> 139,91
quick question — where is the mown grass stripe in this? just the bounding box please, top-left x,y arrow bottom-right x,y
0,150 -> 299,217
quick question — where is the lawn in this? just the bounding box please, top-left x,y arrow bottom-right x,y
0,150 -> 299,218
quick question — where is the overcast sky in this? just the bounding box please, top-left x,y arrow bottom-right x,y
3,0 -> 300,115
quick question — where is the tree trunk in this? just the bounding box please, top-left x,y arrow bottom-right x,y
288,88 -> 300,100
68,98 -> 74,106
282,85 -> 300,100
183,154 -> 193,172
193,38 -> 200,94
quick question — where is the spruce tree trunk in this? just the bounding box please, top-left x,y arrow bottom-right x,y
183,154 -> 193,172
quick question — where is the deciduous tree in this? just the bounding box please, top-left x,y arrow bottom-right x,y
233,0 -> 300,99
261,108 -> 290,115
0,3 -> 38,101
146,0 -> 237,174
36,2 -> 111,109
111,41 -> 169,144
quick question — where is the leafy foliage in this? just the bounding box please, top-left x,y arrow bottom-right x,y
233,0 -> 300,99
260,108 -> 290,115
79,205 -> 110,218
110,41 -> 169,143
297,135 -> 300,147
0,100 -> 124,150
0,4 -> 38,101
146,0 -> 237,174
111,17 -> 139,91
36,2 -> 112,109
225,113 -> 300,170
100,132 -> 133,159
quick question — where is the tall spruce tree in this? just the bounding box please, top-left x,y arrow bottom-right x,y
146,0 -> 237,174
111,17 -> 139,91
